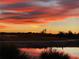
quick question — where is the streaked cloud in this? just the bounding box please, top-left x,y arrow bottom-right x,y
0,0 -> 79,24
0,25 -> 7,28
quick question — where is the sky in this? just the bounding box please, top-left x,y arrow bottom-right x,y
0,0 -> 79,33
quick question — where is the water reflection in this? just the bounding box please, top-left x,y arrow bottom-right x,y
20,47 -> 79,59
52,47 -> 79,56
20,48 -> 46,56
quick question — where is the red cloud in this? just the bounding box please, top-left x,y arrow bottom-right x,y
0,0 -> 27,4
0,16 -> 67,24
0,0 -> 79,24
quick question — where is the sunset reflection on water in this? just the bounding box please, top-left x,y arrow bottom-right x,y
20,47 -> 79,59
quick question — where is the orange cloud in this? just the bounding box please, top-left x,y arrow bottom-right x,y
0,25 -> 7,28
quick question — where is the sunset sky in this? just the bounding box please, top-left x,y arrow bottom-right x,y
0,0 -> 79,33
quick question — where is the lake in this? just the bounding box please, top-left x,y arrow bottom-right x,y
20,47 -> 79,59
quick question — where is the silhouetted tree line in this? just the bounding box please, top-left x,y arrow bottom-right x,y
57,31 -> 79,39
0,31 -> 79,41
0,45 -> 70,59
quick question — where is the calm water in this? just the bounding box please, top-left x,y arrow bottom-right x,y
20,47 -> 79,59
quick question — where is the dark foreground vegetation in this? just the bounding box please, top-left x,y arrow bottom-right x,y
0,45 -> 70,59
40,49 -> 69,59
0,45 -> 29,59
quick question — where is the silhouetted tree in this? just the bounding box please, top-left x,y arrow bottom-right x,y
41,29 -> 47,33
68,31 -> 73,35
66,31 -> 74,39
57,31 -> 66,38
0,45 -> 29,59
40,50 -> 69,59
